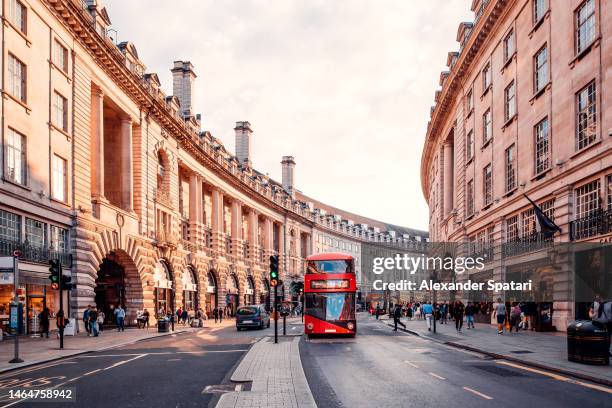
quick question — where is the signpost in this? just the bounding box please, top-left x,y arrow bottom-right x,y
2,252 -> 24,363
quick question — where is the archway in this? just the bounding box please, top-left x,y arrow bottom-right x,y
245,276 -> 255,305
206,271 -> 218,315
226,273 -> 239,317
153,259 -> 174,319
182,266 -> 198,311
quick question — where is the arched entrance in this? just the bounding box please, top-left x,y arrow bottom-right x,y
95,258 -> 125,326
261,278 -> 271,311
153,259 -> 174,319
245,277 -> 255,305
206,271 -> 218,315
182,266 -> 198,311
226,274 -> 239,317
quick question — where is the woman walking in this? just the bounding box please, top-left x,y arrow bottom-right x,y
495,298 -> 506,334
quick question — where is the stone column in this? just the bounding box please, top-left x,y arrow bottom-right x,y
443,142 -> 454,218
263,218 -> 273,254
211,188 -> 224,251
188,174 -> 203,245
231,200 -> 243,256
121,118 -> 133,210
91,88 -> 105,199
248,209 -> 259,261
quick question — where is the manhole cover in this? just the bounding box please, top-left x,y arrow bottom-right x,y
510,350 -> 534,354
470,364 -> 526,377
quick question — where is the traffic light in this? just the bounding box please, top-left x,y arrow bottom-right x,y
61,274 -> 74,290
269,255 -> 279,287
48,260 -> 61,290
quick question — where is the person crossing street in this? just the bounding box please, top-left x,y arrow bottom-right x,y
393,305 -> 406,331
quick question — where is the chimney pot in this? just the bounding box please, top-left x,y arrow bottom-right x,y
235,121 -> 253,167
281,156 -> 296,197
171,61 -> 196,118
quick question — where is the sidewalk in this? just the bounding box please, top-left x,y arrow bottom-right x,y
0,322 -> 204,374
216,334 -> 315,408
386,316 -> 612,385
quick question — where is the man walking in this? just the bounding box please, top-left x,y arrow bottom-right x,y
115,304 -> 126,332
495,298 -> 506,334
454,300 -> 465,332
89,306 -> 99,337
393,305 -> 406,332
213,307 -> 218,323
465,301 -> 475,329
83,305 -> 91,336
39,307 -> 50,338
423,301 -> 434,331
375,304 -> 380,320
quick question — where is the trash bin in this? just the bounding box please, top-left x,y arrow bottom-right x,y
567,320 -> 609,365
157,319 -> 169,333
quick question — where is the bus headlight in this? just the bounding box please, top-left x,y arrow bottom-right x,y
347,322 -> 354,330
306,323 -> 314,330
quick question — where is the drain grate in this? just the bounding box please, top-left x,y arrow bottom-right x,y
202,382 -> 252,394
470,364 -> 526,377
510,350 -> 534,354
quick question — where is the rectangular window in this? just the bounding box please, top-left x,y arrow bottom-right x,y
0,209 -> 21,243
575,180 -> 600,219
482,63 -> 491,91
483,164 -> 492,207
576,81 -> 597,150
533,0 -> 548,23
607,175 -> 612,211
466,89 -> 473,113
466,130 -> 474,161
506,215 -> 519,242
5,128 -> 27,185
535,117 -> 550,174
466,180 -> 475,216
52,154 -> 67,202
8,0 -> 27,34
505,144 -> 516,193
53,39 -> 69,73
50,225 -> 68,252
8,54 -> 27,103
541,199 -> 556,221
53,92 -> 68,132
522,208 -> 536,238
503,29 -> 515,62
576,0 -> 596,54
25,218 -> 46,248
534,45 -> 548,93
504,81 -> 516,121
483,109 -> 492,144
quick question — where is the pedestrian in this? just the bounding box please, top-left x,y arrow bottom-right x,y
440,302 -> 447,324
39,307 -> 50,338
524,301 -> 536,331
181,308 -> 188,325
590,294 -> 612,356
407,305 -> 413,320
97,309 -> 105,333
83,305 -> 91,336
218,307 -> 224,322
495,298 -> 506,334
510,303 -> 522,333
454,300 -> 465,332
375,304 -> 380,320
176,307 -> 183,324
114,304 -> 126,332
423,301 -> 434,331
213,307 -> 219,323
465,301 -> 475,329
89,306 -> 99,337
393,305 -> 406,332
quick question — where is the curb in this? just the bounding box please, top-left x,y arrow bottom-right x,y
385,323 -> 612,388
0,329 -> 189,375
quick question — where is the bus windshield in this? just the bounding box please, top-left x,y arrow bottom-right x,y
306,259 -> 354,274
305,292 -> 355,321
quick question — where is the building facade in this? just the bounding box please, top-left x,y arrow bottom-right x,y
421,0 -> 611,330
0,0 -> 424,334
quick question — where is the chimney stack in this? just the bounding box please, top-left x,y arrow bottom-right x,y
281,156 -> 296,197
234,121 -> 253,167
171,61 -> 196,117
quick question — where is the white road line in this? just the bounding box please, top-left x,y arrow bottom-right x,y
102,354 -> 147,370
428,372 -> 446,380
83,369 -> 102,376
403,361 -> 419,368
463,386 -> 493,400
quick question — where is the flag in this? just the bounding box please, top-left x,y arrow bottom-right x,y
523,194 -> 561,238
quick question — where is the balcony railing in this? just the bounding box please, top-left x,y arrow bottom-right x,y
502,232 -> 553,258
0,238 -> 72,267
570,209 -> 612,241
467,242 -> 494,262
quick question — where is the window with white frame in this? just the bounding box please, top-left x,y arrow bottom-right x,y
466,130 -> 474,161
467,180 -> 475,217
466,89 -> 473,113
482,63 -> 491,91
483,164 -> 492,207
50,225 -> 68,252
575,180 -> 600,219
8,0 -> 27,34
533,0 -> 548,23
505,144 -> 516,192
53,39 -> 69,73
535,117 -> 550,174
52,154 -> 67,202
521,208 -> 536,237
483,109 -> 492,144
575,0 -> 596,54
8,54 -> 26,103
541,199 -> 556,221
504,81 -> 516,121
53,91 -> 68,132
576,81 -> 597,150
506,215 -> 519,242
5,128 -> 27,185
503,29 -> 515,62
0,209 -> 21,243
534,45 -> 548,93
26,218 -> 46,248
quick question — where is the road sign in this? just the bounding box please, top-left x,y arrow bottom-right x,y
0,257 -> 13,272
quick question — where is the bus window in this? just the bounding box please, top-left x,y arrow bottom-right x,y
306,259 -> 354,274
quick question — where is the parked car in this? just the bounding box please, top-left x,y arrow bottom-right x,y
236,305 -> 270,330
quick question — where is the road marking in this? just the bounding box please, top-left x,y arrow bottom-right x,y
463,386 -> 493,400
102,354 -> 147,370
428,372 -> 446,380
496,361 -> 612,394
403,361 -> 419,368
167,358 -> 181,361
83,369 -> 102,376
234,384 -> 242,391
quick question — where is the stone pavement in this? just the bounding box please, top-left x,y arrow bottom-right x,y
384,316 -> 612,385
216,327 -> 316,408
0,319 -> 232,373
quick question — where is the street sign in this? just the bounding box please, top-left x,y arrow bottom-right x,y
0,257 -> 13,272
0,272 -> 13,285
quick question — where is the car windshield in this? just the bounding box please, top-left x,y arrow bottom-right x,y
237,307 -> 258,315
306,259 -> 354,274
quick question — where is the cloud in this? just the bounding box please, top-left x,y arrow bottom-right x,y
105,0 -> 473,230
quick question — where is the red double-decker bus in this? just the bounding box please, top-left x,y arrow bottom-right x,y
304,252 -> 357,337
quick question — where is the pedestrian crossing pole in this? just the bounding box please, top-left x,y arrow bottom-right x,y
274,284 -> 278,344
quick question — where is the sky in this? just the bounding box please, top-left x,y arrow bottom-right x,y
104,0 -> 473,231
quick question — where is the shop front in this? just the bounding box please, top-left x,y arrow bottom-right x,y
260,279 -> 270,311
206,272 -> 218,315
244,277 -> 255,305
226,274 -> 239,317
182,266 -> 198,311
154,260 -> 174,319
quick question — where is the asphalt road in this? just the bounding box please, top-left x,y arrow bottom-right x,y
0,322 -> 272,408
300,312 -> 612,408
